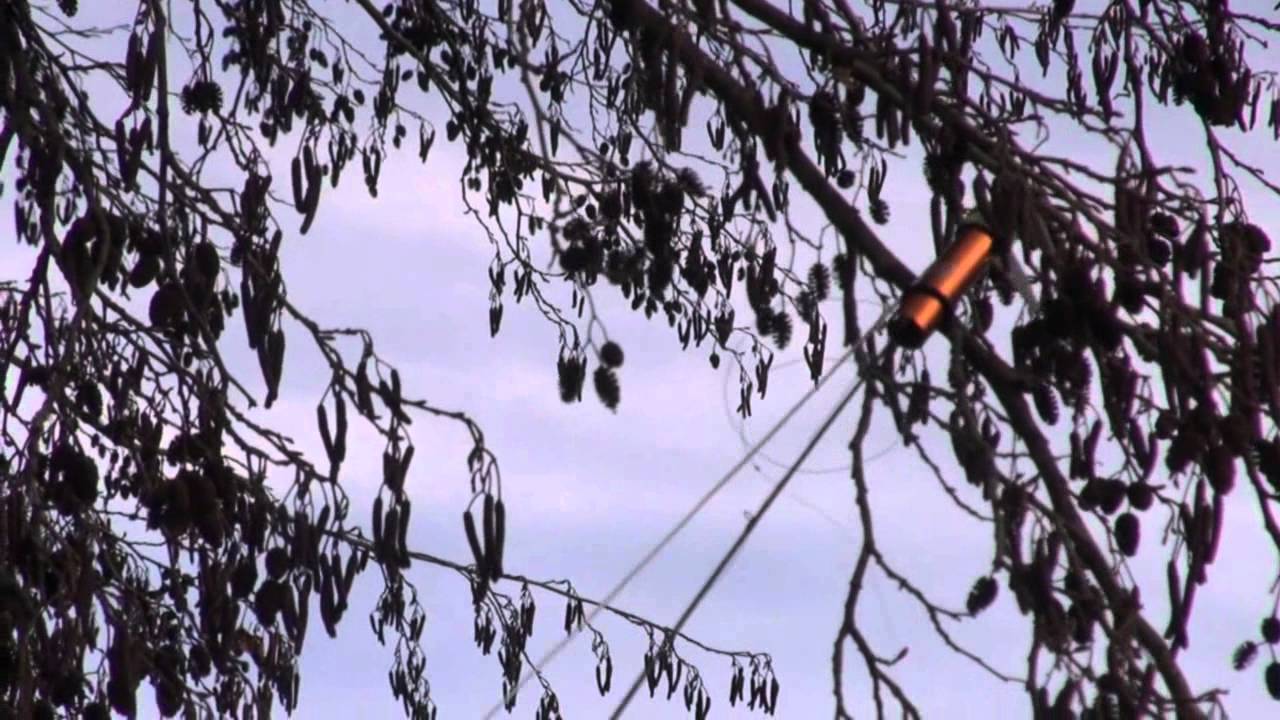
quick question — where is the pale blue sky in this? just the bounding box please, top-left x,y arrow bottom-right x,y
6,1 -> 1280,718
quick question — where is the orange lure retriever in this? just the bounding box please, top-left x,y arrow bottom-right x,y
888,220 -> 995,349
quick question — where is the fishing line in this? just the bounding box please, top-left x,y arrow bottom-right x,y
608,343 -> 891,718
480,306 -> 894,718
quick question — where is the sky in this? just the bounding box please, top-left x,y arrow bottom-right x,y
6,1 -> 1280,718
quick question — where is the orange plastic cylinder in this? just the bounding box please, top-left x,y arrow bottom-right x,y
889,223 -> 994,348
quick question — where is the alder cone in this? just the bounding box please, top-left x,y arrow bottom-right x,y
265,547 -> 290,581
1262,617 -> 1280,644
1126,482 -> 1154,511
1147,237 -> 1172,266
154,676 -> 182,718
148,282 -> 185,329
161,475 -> 192,537
1069,603 -> 1095,645
107,676 -> 136,717
1115,512 -> 1140,557
966,576 -> 998,615
230,557 -> 257,599
192,240 -> 220,280
189,644 -> 212,679
1032,383 -> 1060,425
1205,444 -> 1236,495
254,579 -> 287,627
128,253 -> 160,288
63,450 -> 99,507
76,380 -> 104,419
1267,662 -> 1280,700
600,341 -> 625,368
1235,641 -> 1260,671
594,366 -> 620,411
1098,481 -> 1126,515
50,670 -> 83,707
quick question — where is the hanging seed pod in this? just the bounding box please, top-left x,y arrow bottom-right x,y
974,296 -> 994,333
128,253 -> 160,288
1098,479 -> 1128,516
1069,603 -> 1095,646
265,547 -> 290,581
1205,443 -> 1236,495
1267,662 -> 1280,700
1069,431 -> 1087,480
1115,512 -> 1140,556
230,557 -> 257,599
557,354 -> 586,403
1033,383 -> 1060,425
1263,617 -> 1280,644
148,282 -> 185,329
463,509 -> 485,571
1183,220 -> 1209,274
1127,482 -> 1155,511
481,493 -> 497,580
491,499 -> 506,580
1166,425 -> 1202,475
808,262 -> 831,302
600,341 -> 625,368
594,366 -> 620,411
1234,641 -> 1260,670
1128,420 -> 1150,471
966,576 -> 998,615
906,372 -> 930,427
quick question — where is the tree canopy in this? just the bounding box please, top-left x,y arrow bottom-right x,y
4,0 -> 1280,717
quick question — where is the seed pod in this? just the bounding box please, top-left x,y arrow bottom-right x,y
380,507 -> 399,564
148,282 -> 185,329
1165,560 -> 1187,648
1033,384 -> 1059,425
300,150 -> 323,235
1263,617 -> 1280,644
1127,482 -> 1155,511
1234,641 -> 1259,671
600,341 -> 625,368
372,494 -> 383,546
966,576 -> 998,615
1068,603 -> 1095,646
492,499 -> 506,579
1267,662 -> 1280,700
397,499 -> 411,568
332,391 -> 348,464
355,357 -> 375,416
1100,479 -> 1128,515
1082,419 -> 1103,477
906,374 -> 930,427
596,652 -> 613,696
291,156 -> 305,208
230,556 -> 257,599
317,403 -> 334,460
1205,443 -> 1236,495
1128,420 -> 1150,470
1115,512 -> 1140,556
594,366 -> 620,411
1182,218 -> 1209,277
140,28 -> 161,104
482,493 -> 496,579
265,547 -> 290,581
463,509 -> 485,571
262,328 -> 286,408
128,253 -> 160,288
